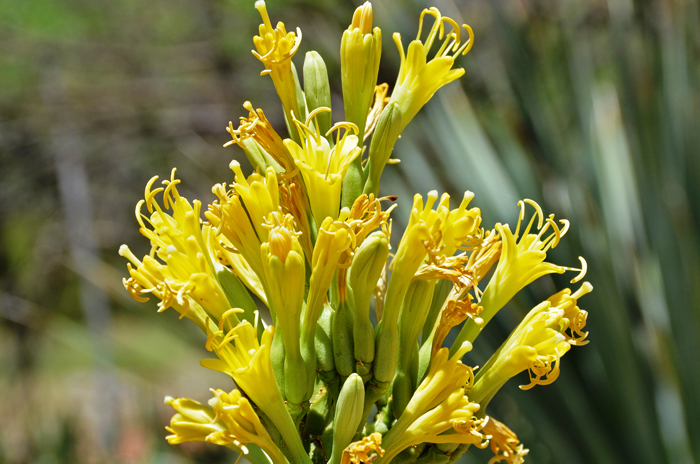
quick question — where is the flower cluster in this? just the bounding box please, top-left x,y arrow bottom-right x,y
120,2 -> 592,463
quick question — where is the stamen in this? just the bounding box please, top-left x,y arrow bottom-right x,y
567,256 -> 588,283
255,1 -> 274,33
144,176 -> 162,213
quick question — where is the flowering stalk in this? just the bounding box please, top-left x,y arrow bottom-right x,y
119,3 -> 595,463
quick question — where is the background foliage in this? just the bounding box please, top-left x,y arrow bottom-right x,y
1,0 -> 699,463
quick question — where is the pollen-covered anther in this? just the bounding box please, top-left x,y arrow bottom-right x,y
341,432 -> 385,464
453,415 -> 490,449
483,417 -> 530,464
521,349 -> 562,390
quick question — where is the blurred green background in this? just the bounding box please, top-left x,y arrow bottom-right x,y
1,0 -> 699,463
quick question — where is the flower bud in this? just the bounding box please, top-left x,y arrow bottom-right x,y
260,214 -> 308,405
348,231 -> 390,371
340,2 -> 382,208
303,51 -> 332,138
393,279 -> 437,417
332,298 -> 356,378
362,102 -> 402,198
329,374 -> 366,464
341,1 -> 382,140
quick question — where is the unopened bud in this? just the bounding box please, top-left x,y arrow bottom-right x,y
328,374 -> 366,464
269,226 -> 293,262
350,2 -> 373,34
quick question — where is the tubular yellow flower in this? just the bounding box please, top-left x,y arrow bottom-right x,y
206,164 -> 284,304
470,301 -> 575,404
208,389 -> 289,464
404,343 -> 475,425
341,1 -> 382,140
305,216 -> 354,332
483,417 -> 529,464
379,389 -> 486,463
207,184 -> 265,280
119,170 -> 236,330
165,396 -> 229,445
201,320 -> 280,406
252,0 -> 302,135
279,180 -> 314,263
547,281 -> 593,345
300,216 -> 354,393
389,7 -> 474,130
385,343 -> 476,454
229,161 -> 280,243
165,390 -> 288,464
260,213 -> 308,405
201,320 -> 311,463
374,190 -> 481,384
225,101 -> 295,176
284,109 -> 362,223
452,199 -> 586,350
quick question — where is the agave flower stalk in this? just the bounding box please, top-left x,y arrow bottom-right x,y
119,3 -> 594,463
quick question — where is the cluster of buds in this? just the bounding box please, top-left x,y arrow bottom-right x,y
120,3 -> 592,463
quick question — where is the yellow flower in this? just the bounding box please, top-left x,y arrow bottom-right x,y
453,199 -> 586,348
389,7 -> 474,130
225,101 -> 295,176
279,180 -> 314,263
374,191 -> 481,383
252,0 -> 302,133
165,390 -> 288,464
201,320 -> 309,463
229,161 -> 280,243
388,191 -> 482,324
402,343 -> 474,425
284,109 -> 362,223
119,170 -> 235,330
547,281 -> 593,345
483,417 -> 529,464
364,83 -> 391,142
208,389 -> 288,464
470,301 -> 575,403
260,213 -> 308,405
206,163 -> 284,298
165,396 -> 226,445
379,389 -> 486,463
385,343 -> 476,451
201,321 -> 280,413
302,215 -> 354,342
